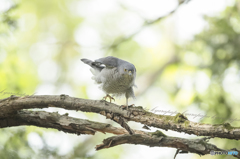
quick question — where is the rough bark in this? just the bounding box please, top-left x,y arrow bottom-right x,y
0,109 -> 239,158
0,95 -> 240,158
1,95 -> 239,140
96,134 -> 240,158
0,110 -> 143,135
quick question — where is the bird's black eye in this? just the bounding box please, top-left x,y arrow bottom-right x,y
124,69 -> 127,72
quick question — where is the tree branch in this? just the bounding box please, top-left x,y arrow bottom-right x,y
0,110 -> 143,135
96,133 -> 240,158
1,109 -> 239,158
0,95 -> 240,140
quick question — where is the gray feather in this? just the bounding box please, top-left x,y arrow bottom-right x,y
95,56 -> 119,68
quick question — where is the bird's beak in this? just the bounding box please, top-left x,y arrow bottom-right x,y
128,71 -> 132,76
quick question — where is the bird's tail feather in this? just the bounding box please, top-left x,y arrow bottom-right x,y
81,58 -> 105,72
81,59 -> 93,66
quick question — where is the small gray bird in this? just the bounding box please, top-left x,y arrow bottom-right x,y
81,56 -> 136,109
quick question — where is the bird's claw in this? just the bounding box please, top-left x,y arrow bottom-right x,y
102,94 -> 115,103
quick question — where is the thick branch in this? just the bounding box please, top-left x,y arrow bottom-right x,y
0,110 -> 144,135
0,95 -> 240,140
1,109 -> 238,158
96,133 -> 240,158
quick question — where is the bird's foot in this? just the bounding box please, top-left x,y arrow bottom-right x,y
120,104 -> 135,110
102,94 -> 115,103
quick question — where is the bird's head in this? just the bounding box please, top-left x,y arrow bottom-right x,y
119,63 -> 136,77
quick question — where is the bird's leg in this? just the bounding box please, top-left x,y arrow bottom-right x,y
125,98 -> 128,110
121,98 -> 129,109
120,98 -> 127,109
121,98 -> 134,110
102,94 -> 115,103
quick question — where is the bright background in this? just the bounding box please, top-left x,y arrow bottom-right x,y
0,0 -> 239,158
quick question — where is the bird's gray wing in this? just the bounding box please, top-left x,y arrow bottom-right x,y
94,56 -> 119,68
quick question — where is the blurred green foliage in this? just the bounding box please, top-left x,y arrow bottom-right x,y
182,3 -> 240,125
0,0 -> 93,158
186,3 -> 240,156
